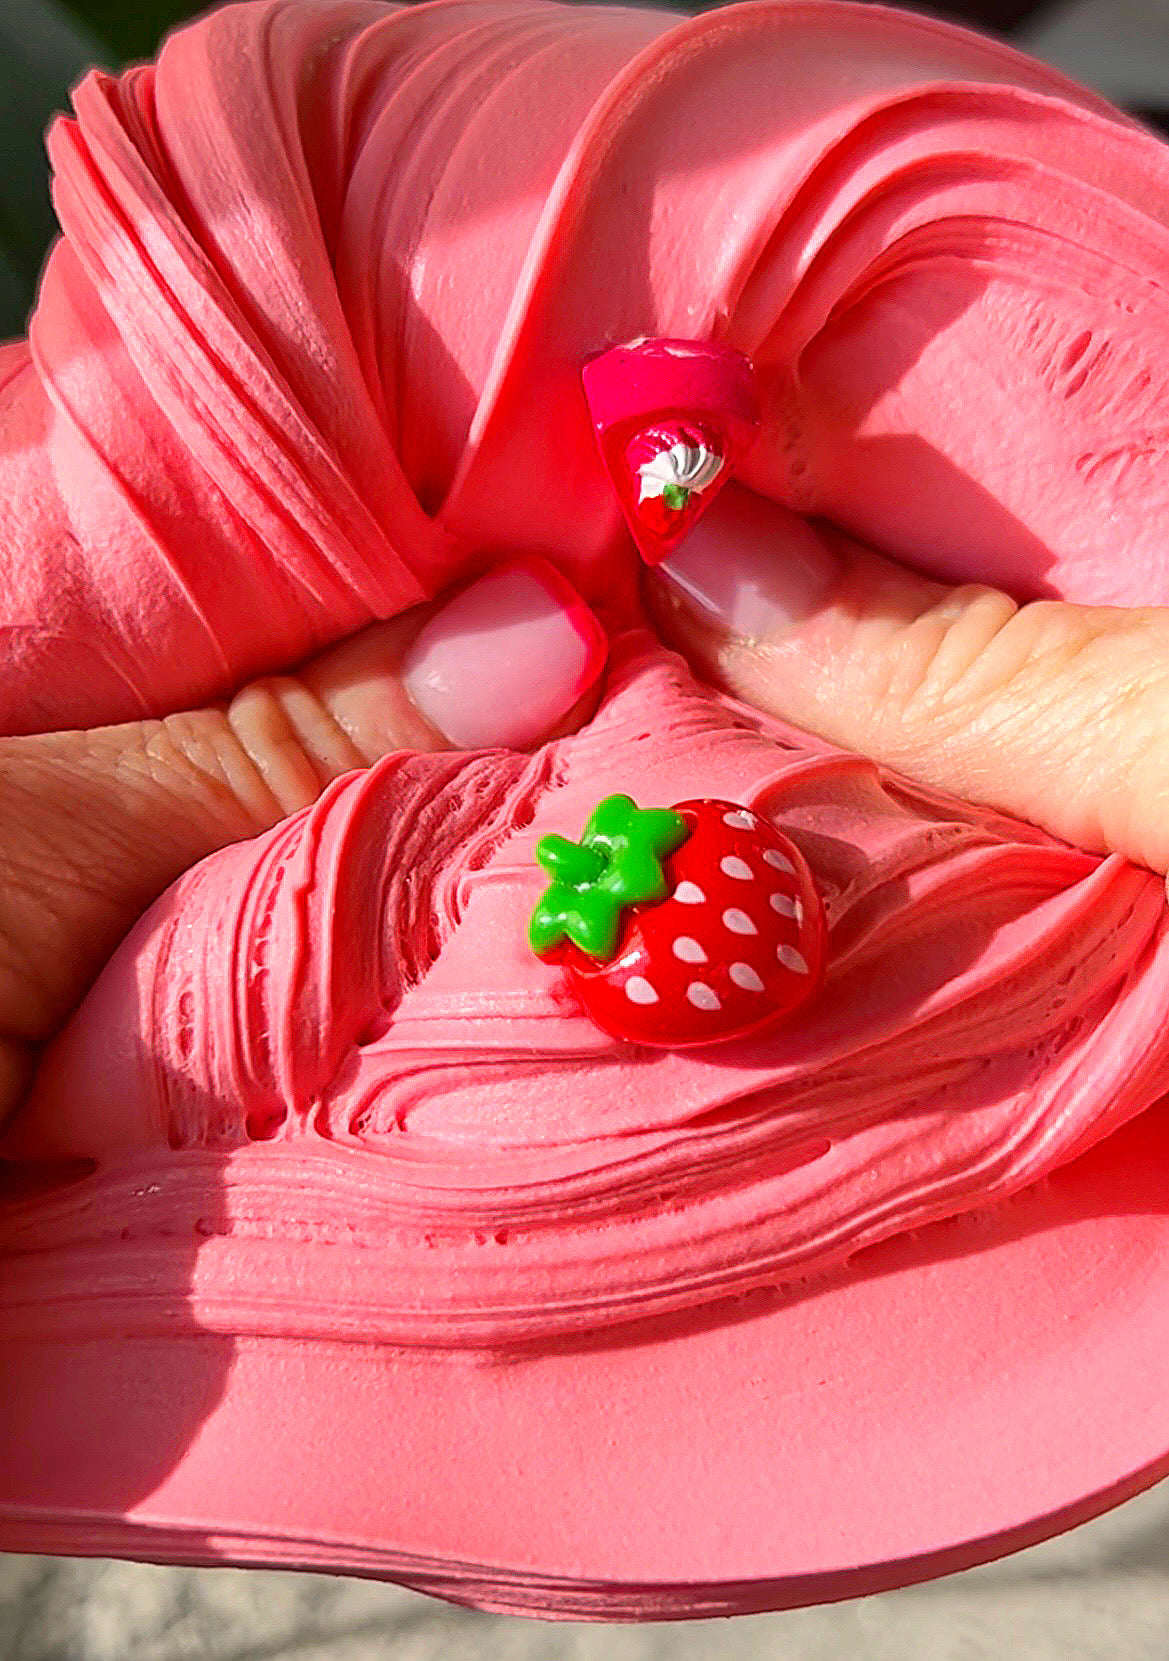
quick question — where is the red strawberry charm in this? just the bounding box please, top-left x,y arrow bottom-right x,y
529,794 -> 824,1048
581,339 -> 760,567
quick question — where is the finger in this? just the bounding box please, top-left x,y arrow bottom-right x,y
646,484 -> 1169,873
0,557 -> 606,1057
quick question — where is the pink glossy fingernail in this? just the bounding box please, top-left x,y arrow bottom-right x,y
401,558 -> 607,748
657,485 -> 839,642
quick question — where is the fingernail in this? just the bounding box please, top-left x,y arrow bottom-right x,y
657,485 -> 839,642
401,558 -> 607,748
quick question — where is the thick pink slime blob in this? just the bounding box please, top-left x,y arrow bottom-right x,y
5,0 -> 1169,1611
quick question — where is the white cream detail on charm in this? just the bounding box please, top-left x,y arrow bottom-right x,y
722,907 -> 757,935
730,962 -> 764,992
687,982 -> 721,1011
720,855 -> 753,881
777,945 -> 809,975
625,976 -> 660,1004
636,440 -> 724,505
672,936 -> 708,964
674,881 -> 706,905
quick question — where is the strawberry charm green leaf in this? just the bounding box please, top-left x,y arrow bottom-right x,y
529,793 -> 690,960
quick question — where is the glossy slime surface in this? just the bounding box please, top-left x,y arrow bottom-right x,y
5,0 -> 1169,1355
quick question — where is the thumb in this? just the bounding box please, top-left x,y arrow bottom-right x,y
648,486 -> 1169,873
0,557 -> 604,1103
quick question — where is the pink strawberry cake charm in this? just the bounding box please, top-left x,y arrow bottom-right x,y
529,793 -> 824,1047
581,339 -> 761,566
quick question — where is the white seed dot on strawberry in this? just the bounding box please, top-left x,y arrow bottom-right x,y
730,962 -> 764,992
723,809 -> 756,830
674,880 -> 706,905
625,975 -> 660,1004
722,906 -> 757,936
720,855 -> 753,881
769,892 -> 798,918
763,849 -> 795,874
672,935 -> 707,964
777,945 -> 810,975
687,982 -> 721,1011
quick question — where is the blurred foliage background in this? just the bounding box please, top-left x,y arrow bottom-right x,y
54,0 -> 1041,64
62,0 -> 203,62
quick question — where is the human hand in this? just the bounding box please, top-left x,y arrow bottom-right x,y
648,484 -> 1169,876
0,561 -> 603,1127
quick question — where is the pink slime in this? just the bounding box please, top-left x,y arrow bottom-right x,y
5,0 -> 1169,1609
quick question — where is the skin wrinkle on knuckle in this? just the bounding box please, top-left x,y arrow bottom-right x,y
3,742 -> 148,897
0,660 -> 381,1053
1010,620 -> 1156,771
111,720 -> 236,849
270,675 -> 367,779
220,679 -> 321,819
889,586 -> 1020,731
964,597 -> 1058,697
1117,755 -> 1169,870
890,600 -> 1156,833
983,603 -> 1157,705
798,564 -> 952,741
1004,606 -> 1107,690
151,709 -> 279,838
853,631 -> 935,757
920,586 -> 1020,705
1089,665 -> 1169,864
668,527 -> 1169,869
225,675 -> 363,820
944,617 -> 1165,860
0,682 -> 351,1057
851,598 -> 1047,809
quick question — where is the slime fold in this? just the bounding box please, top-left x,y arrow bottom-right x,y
6,0 -> 1169,735
5,0 -> 1169,1605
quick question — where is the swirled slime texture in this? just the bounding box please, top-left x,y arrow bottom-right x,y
6,0 -> 1169,1344
21,634 -> 1169,1345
